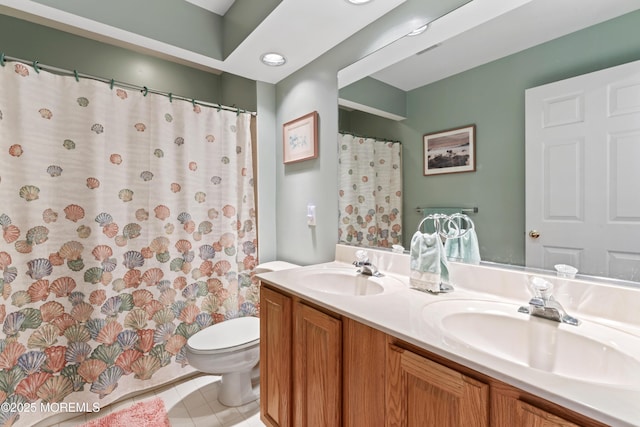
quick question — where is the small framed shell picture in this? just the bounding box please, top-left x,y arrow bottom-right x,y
283,111 -> 318,164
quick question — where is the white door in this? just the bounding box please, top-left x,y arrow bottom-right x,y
525,60 -> 640,281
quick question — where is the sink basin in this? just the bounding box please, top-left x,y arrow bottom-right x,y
296,267 -> 405,296
422,299 -> 640,388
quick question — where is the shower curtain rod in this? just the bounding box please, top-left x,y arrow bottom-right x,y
0,53 -> 257,116
339,130 -> 401,144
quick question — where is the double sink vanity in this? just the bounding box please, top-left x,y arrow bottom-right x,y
257,244 -> 640,426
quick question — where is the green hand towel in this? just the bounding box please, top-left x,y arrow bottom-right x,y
410,231 -> 449,288
444,228 -> 481,265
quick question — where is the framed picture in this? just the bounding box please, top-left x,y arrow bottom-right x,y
283,111 -> 318,164
423,124 -> 476,176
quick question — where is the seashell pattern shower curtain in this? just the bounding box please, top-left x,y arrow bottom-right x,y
0,62 -> 258,426
338,133 -> 402,248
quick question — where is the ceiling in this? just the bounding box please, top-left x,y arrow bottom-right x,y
364,0 -> 640,91
183,0 -> 235,16
0,0 -> 407,84
1,0 -> 639,92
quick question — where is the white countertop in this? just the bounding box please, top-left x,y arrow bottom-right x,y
257,246 -> 640,427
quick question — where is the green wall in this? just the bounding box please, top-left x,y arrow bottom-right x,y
275,0 -> 470,266
342,9 -> 640,265
0,14 -> 257,110
31,0 -> 281,61
32,0 -> 223,59
223,0 -> 281,59
340,108 -> 401,141
339,77 -> 407,118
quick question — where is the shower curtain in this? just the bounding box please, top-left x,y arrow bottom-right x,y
0,62 -> 258,426
338,133 -> 402,248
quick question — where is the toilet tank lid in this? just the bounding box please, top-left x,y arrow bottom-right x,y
254,261 -> 299,273
187,316 -> 259,352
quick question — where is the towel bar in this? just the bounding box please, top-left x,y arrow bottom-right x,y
415,206 -> 478,215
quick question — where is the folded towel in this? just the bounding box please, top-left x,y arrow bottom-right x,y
410,230 -> 449,292
444,228 -> 481,265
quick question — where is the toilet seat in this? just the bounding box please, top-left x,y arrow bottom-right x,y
186,316 -> 260,355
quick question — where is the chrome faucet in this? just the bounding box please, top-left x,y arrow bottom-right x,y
518,277 -> 580,326
353,250 -> 383,277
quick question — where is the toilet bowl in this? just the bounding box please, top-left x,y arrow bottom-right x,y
186,316 -> 260,406
185,261 -> 299,407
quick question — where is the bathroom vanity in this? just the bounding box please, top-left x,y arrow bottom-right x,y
257,245 -> 640,427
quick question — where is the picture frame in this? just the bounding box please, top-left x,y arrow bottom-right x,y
423,124 -> 476,176
283,111 -> 318,164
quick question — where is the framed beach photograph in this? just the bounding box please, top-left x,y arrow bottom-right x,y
283,111 -> 318,164
423,124 -> 476,176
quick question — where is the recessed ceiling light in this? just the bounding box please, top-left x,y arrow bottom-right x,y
261,52 -> 286,66
346,0 -> 373,4
407,24 -> 429,37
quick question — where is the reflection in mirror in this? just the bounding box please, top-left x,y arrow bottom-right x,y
337,132 -> 402,249
336,4 -> 640,284
415,212 -> 480,264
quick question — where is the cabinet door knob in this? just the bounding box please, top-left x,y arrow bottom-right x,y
529,230 -> 540,239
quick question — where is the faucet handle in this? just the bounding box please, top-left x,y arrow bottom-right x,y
355,250 -> 369,264
529,277 -> 554,299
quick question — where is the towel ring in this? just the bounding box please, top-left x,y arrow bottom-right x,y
416,213 -> 474,239
446,213 -> 475,239
417,214 -> 448,235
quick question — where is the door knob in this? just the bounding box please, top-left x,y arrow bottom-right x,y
529,230 -> 540,239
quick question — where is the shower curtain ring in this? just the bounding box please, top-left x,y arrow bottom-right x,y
33,60 -> 40,73
192,99 -> 196,107
142,86 -> 148,96
0,53 -> 5,67
168,93 -> 173,103
110,79 -> 114,90
74,70 -> 80,82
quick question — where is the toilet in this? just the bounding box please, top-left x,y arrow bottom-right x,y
185,261 -> 299,407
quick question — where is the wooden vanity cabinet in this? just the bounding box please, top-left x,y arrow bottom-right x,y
260,286 -> 292,427
514,400 -> 582,427
260,284 -> 607,427
490,382 -> 605,427
386,344 -> 489,427
292,302 -> 342,426
343,317 -> 387,427
260,285 -> 344,427
388,340 -> 606,427
260,284 -> 386,427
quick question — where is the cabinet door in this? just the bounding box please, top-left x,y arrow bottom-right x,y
386,344 -> 489,427
516,400 -> 581,427
293,303 -> 342,427
343,318 -> 387,427
260,286 -> 292,427
491,382 -> 606,427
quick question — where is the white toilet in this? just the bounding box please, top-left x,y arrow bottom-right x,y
185,261 -> 299,407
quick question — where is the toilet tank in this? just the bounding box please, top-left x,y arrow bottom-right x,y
254,261 -> 299,274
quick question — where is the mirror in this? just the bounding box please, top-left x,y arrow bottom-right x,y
337,131 -> 403,249
337,3 -> 640,284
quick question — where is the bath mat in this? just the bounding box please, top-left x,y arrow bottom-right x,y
79,397 -> 170,427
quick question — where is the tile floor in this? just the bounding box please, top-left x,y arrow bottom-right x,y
36,374 -> 265,427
